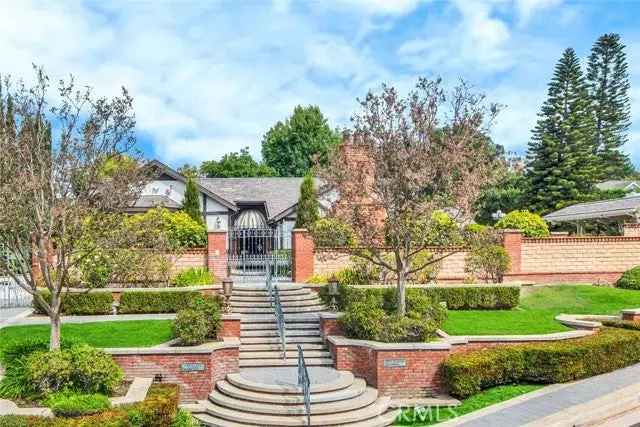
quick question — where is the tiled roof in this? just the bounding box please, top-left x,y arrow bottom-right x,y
595,180 -> 640,191
543,195 -> 640,222
197,177 -> 320,221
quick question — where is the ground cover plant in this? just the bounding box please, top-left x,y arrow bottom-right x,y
394,384 -> 542,425
443,285 -> 640,335
172,267 -> 214,287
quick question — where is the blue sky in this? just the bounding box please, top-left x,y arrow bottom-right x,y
2,0 -> 640,168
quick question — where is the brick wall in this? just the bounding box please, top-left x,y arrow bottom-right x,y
172,249 -> 207,273
207,231 -> 227,281
306,231 -> 640,285
292,229 -> 315,282
108,344 -> 239,402
314,248 -> 468,282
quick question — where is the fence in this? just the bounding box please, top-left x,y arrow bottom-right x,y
0,276 -> 32,308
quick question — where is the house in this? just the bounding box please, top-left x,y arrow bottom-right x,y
595,179 -> 640,193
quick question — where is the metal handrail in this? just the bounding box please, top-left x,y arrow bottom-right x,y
274,285 -> 287,359
297,344 -> 311,426
266,261 -> 274,305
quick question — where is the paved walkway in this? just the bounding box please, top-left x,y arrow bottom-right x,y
441,363 -> 640,426
0,312 -> 175,329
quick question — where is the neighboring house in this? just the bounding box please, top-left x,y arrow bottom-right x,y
543,195 -> 640,234
595,179 -> 640,193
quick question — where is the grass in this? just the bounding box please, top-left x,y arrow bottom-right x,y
0,320 -> 173,348
442,285 -> 640,335
394,384 -> 543,425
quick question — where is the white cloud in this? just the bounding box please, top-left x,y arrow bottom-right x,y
326,0 -> 422,16
515,0 -> 563,26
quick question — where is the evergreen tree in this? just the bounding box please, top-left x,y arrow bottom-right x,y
182,176 -> 202,223
295,174 -> 319,229
587,33 -> 633,179
526,48 -> 598,214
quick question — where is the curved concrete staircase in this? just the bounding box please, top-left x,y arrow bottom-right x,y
186,282 -> 399,426
188,370 -> 400,426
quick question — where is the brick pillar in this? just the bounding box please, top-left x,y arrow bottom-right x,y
292,228 -> 315,283
502,229 -> 523,275
207,231 -> 228,281
623,223 -> 640,237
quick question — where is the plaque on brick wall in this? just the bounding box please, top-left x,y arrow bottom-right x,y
383,358 -> 406,368
181,362 -> 205,372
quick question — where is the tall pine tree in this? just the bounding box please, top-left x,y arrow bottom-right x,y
526,48 -> 598,214
295,174 -> 319,229
586,33 -> 633,179
182,176 -> 203,224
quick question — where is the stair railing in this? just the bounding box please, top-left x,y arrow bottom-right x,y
297,344 -> 311,427
274,285 -> 287,359
266,260 -> 274,305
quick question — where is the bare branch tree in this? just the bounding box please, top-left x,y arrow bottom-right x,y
317,78 -> 501,316
0,66 -> 152,349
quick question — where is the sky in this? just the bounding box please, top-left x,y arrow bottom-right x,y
2,0 -> 640,168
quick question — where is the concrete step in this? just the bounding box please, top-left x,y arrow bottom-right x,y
231,293 -> 318,303
240,336 -> 323,345
232,289 -> 307,297
233,284 -> 304,291
241,313 -> 320,323
239,358 -> 334,367
241,329 -> 320,338
233,305 -> 326,314
226,371 -> 355,394
192,409 -> 400,427
239,351 -> 331,359
231,299 -> 323,308
215,378 -> 367,405
209,386 -> 378,415
239,343 -> 327,352
241,323 -> 319,331
198,396 -> 393,426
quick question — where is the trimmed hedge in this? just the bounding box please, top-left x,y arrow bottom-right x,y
602,319 -> 640,331
0,384 -> 179,427
118,291 -> 203,314
443,328 -> 640,398
319,284 -> 519,311
33,291 -> 113,316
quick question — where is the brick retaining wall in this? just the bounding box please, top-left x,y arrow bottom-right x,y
106,340 -> 239,402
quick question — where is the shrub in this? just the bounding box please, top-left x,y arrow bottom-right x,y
33,291 -> 113,316
126,208 -> 206,248
172,408 -> 200,427
108,249 -> 173,286
45,392 -> 111,417
616,266 -> 640,290
311,218 -> 356,248
118,291 -> 202,314
172,267 -> 213,287
25,350 -> 74,394
495,210 -> 549,237
465,245 -> 511,283
338,292 -> 445,342
443,328 -> 640,398
305,274 -> 328,284
68,345 -> 123,395
188,295 -> 221,339
320,284 -> 519,311
173,309 -> 209,345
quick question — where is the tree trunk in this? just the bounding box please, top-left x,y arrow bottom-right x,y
396,257 -> 407,317
50,312 -> 61,350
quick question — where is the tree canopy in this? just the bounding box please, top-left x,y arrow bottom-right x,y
261,105 -> 341,177
200,147 -> 277,177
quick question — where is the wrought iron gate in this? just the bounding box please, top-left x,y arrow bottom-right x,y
227,227 -> 291,282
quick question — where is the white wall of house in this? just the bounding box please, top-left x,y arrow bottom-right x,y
141,180 -> 186,204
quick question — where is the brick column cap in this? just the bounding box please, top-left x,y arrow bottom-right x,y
292,228 -> 309,233
208,230 -> 227,234
501,229 -> 523,234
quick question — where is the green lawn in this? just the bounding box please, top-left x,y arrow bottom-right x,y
0,320 -> 173,349
442,285 -> 640,335
394,384 -> 543,425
